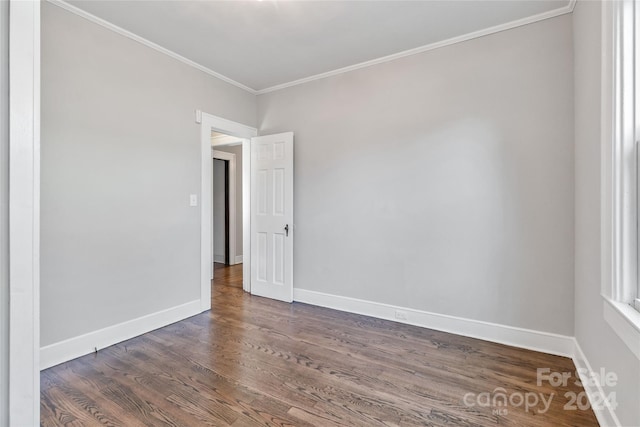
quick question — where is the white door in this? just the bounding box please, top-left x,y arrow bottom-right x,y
250,132 -> 294,302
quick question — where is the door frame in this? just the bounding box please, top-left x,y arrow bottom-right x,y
199,111 -> 256,309
212,150 -> 236,267
8,0 -> 41,424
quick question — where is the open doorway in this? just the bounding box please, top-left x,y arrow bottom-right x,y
211,131 -> 244,288
199,111 -> 256,308
212,157 -> 230,265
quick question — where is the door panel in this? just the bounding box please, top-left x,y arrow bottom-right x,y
250,132 -> 294,302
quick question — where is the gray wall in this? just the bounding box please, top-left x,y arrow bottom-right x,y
258,14 -> 575,335
214,144 -> 243,258
573,2 -> 640,425
29,3 -> 640,423
40,2 -> 256,346
0,0 -> 9,423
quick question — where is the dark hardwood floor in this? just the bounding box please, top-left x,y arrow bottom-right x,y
41,264 -> 598,426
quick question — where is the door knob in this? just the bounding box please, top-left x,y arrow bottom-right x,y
284,224 -> 289,237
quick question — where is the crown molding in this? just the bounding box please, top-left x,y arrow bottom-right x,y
47,0 -> 575,97
256,0 -> 576,94
46,0 -> 258,95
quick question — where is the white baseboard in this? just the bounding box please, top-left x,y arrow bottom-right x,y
213,255 -> 242,265
293,288 -> 575,357
40,300 -> 204,370
572,340 -> 621,427
293,289 -> 627,424
37,286 -> 622,425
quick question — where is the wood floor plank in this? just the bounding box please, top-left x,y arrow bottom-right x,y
41,263 -> 599,426
41,387 -> 121,427
102,342 -> 308,427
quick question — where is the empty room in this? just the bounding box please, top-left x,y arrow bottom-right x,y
3,0 -> 640,426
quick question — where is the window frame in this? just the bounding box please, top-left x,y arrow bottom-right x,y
602,0 -> 640,358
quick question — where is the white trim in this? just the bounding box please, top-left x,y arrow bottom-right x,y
212,149 -> 237,266
47,0 -> 574,96
235,255 -> 243,264
573,339 -> 622,427
256,1 -> 576,94
200,116 -> 213,310
608,0 -> 637,304
293,289 -> 574,357
242,140 -> 251,292
46,0 -> 257,95
200,112 -> 256,302
40,300 -> 202,370
0,1 -> 8,424
205,113 -> 258,141
603,297 -> 640,359
9,0 -> 40,424
600,0 -> 640,360
213,255 -> 226,264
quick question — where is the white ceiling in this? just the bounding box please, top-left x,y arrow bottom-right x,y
64,0 -> 572,93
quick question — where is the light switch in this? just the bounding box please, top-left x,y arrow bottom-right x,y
190,194 -> 198,207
